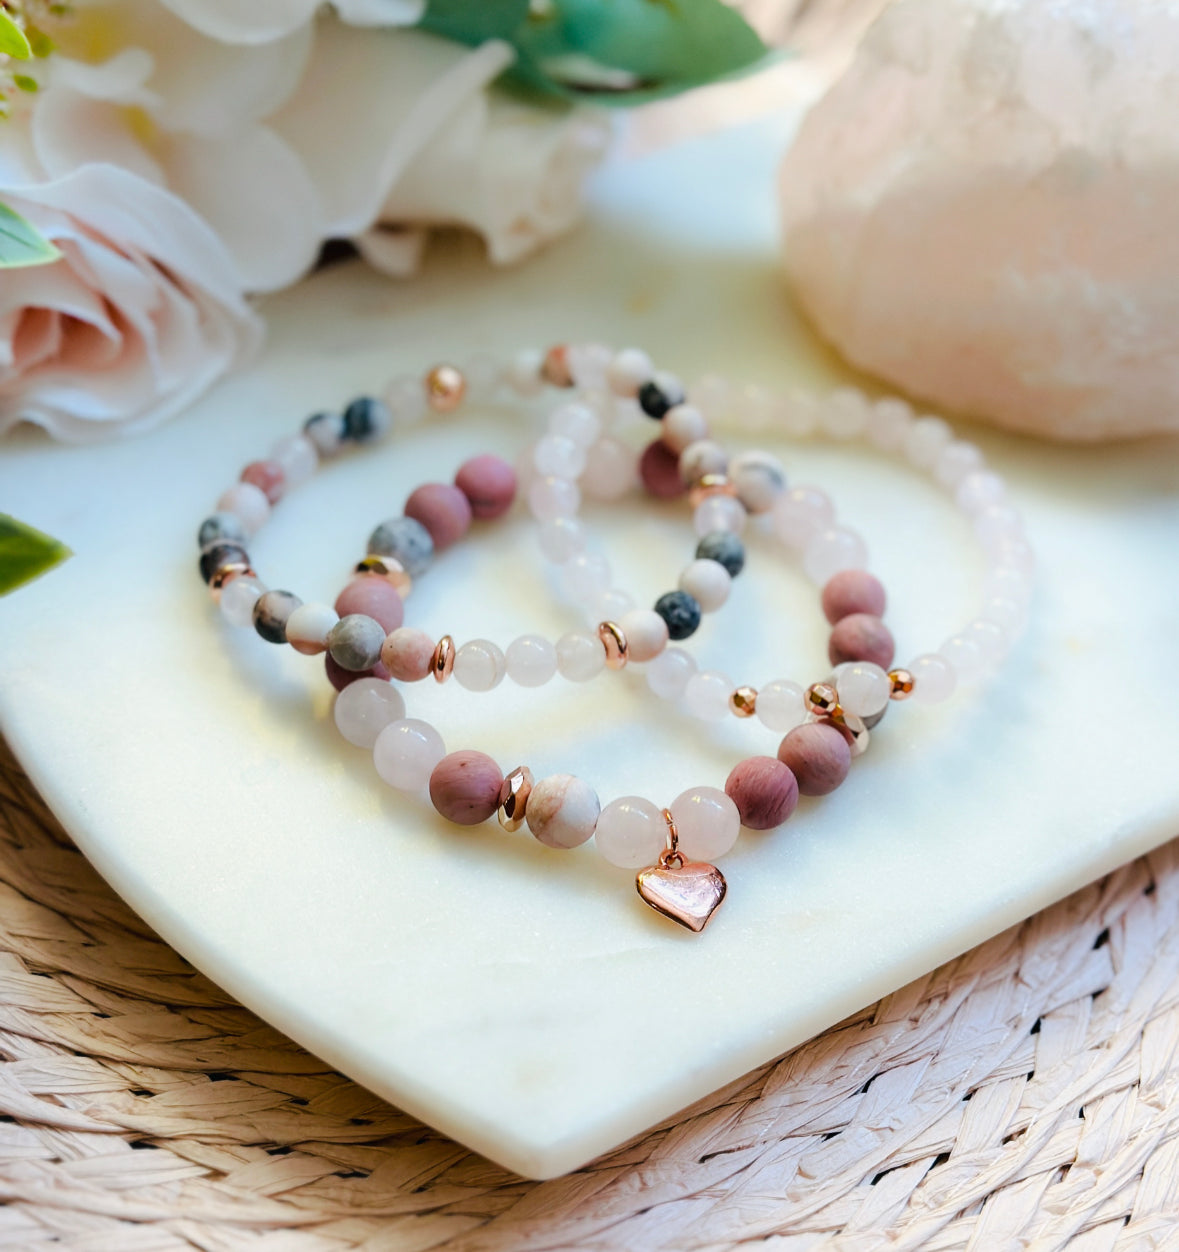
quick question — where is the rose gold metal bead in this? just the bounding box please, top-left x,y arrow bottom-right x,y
431,634 -> 455,683
209,563 -> 254,601
498,766 -> 534,833
598,621 -> 628,669
729,686 -> 758,718
805,681 -> 840,717
825,709 -> 871,757
354,555 -> 412,598
540,344 -> 574,388
888,668 -> 915,700
425,364 -> 467,413
688,474 -> 738,508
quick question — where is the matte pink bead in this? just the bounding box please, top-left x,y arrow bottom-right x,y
822,569 -> 887,625
334,576 -> 405,633
241,459 -> 285,505
429,750 -> 503,826
828,613 -> 895,669
725,756 -> 799,831
405,482 -> 472,550
380,627 -> 435,681
777,723 -> 851,797
325,654 -> 391,692
639,438 -> 687,499
454,454 -> 517,521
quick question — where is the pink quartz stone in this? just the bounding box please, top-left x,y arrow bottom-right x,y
405,482 -> 472,550
821,569 -> 887,625
325,654 -> 391,692
241,459 -> 286,505
639,438 -> 687,499
828,612 -> 895,669
725,756 -> 799,831
428,750 -> 503,826
334,576 -> 405,633
380,627 -> 435,682
777,722 -> 851,797
454,454 -> 518,520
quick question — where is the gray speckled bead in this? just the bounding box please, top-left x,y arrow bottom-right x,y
198,511 -> 247,550
654,589 -> 702,641
366,516 -> 434,577
696,530 -> 745,577
327,613 -> 386,672
253,590 -> 303,644
303,411 -> 344,456
342,396 -> 392,444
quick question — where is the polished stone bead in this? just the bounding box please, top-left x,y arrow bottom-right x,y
828,613 -> 895,669
405,482 -> 472,550
334,576 -> 404,634
695,530 -> 745,577
367,516 -> 434,577
526,774 -> 600,849
429,750 -> 503,825
777,723 -> 851,796
654,589 -> 702,641
241,459 -> 285,505
639,438 -> 687,499
198,512 -> 247,550
333,677 -> 406,748
821,569 -> 887,624
380,628 -> 436,682
199,542 -> 249,584
303,410 -> 344,456
327,614 -> 386,672
725,756 -> 799,830
637,371 -> 686,419
252,589 -> 302,644
325,653 -> 391,692
454,454 -> 517,520
341,395 -> 392,444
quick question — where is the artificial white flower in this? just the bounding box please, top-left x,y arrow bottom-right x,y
157,0 -> 424,45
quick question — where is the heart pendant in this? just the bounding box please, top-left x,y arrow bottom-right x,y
635,858 -> 727,933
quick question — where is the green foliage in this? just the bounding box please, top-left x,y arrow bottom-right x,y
0,10 -> 31,59
0,515 -> 71,596
0,200 -> 60,268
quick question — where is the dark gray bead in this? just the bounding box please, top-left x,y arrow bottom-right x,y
654,590 -> 702,641
198,512 -> 247,550
366,516 -> 434,577
303,411 -> 344,456
199,542 -> 249,584
638,371 -> 685,419
328,614 -> 386,671
253,590 -> 302,644
696,530 -> 745,577
342,396 -> 392,444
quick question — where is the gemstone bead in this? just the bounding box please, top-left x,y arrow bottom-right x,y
653,590 -> 701,641
367,516 -> 434,578
453,639 -> 507,692
669,787 -> 740,860
606,347 -> 653,397
341,395 -> 392,444
528,475 -> 580,521
198,512 -> 247,550
454,454 -> 517,520
429,750 -> 503,825
678,559 -> 731,612
730,450 -> 785,513
822,570 -> 887,625
683,670 -> 732,721
252,590 -> 302,644
285,602 -> 338,656
327,614 -> 386,672
833,661 -> 892,718
772,485 -> 834,548
219,575 -> 264,628
373,718 -> 445,791
334,576 -> 405,634
534,434 -> 585,480
405,483 -> 472,550
695,530 -> 745,577
637,371 -> 685,418
241,459 -> 285,505
803,526 -> 868,584
526,774 -> 600,849
270,433 -> 318,488
594,796 -> 666,868
678,439 -> 728,485
506,635 -> 558,687
619,608 -> 669,662
199,542 -> 249,584
385,374 -> 428,424
646,646 -> 696,700
582,438 -> 637,500
333,677 -> 406,748
725,756 -> 799,831
639,438 -> 687,499
828,613 -> 895,669
777,723 -> 852,796
303,411 -> 344,456
380,628 -> 436,682
755,680 -> 806,732
538,517 -> 586,562
324,654 -> 390,692
693,494 -> 746,537
909,653 -> 957,704
550,401 -> 602,448
556,631 -> 606,681
661,404 -> 708,454
217,482 -> 269,535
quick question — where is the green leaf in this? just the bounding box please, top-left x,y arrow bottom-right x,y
0,200 -> 60,269
0,515 -> 71,596
0,10 -> 31,59
418,0 -> 529,45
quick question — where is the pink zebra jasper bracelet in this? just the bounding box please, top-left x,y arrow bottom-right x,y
197,344 -> 1034,932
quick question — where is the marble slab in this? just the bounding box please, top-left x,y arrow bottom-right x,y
1,118 -> 1177,1179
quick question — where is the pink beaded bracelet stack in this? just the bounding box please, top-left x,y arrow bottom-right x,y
197,343 -> 1033,932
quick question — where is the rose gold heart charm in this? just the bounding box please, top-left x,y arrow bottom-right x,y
634,810 -> 727,933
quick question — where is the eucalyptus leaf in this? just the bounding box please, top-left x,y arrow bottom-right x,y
418,0 -> 529,45
0,515 -> 71,596
0,200 -> 61,269
0,11 -> 31,59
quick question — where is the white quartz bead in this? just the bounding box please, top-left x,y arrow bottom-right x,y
270,434 -> 318,488
594,796 -> 667,869
669,787 -> 740,861
756,679 -> 806,732
772,486 -> 835,547
534,434 -> 586,480
974,504 -> 1024,553
782,389 -> 819,437
983,565 -> 1033,608
284,602 -> 338,655
678,558 -> 731,612
966,619 -> 1009,664
646,646 -> 697,700
730,450 -> 785,513
556,631 -> 606,682
990,538 -> 1036,578
373,718 -> 445,792
549,401 -> 602,449
908,654 -> 957,704
661,404 -> 709,454
580,437 -> 636,500
507,347 -> 544,395
528,475 -> 580,521
619,609 -> 669,663
691,373 -> 731,422
820,388 -> 870,440
679,439 -> 728,485
866,397 -> 912,451
527,774 -> 600,850
220,575 -> 265,628
607,347 -> 653,397
217,482 -> 269,535
933,441 -> 984,490
939,634 -> 985,682
333,678 -> 406,748
682,670 -> 732,721
903,416 -> 953,469
693,494 -> 746,537
453,639 -> 506,692
559,553 -> 611,605
956,470 -> 1006,515
385,374 -> 427,425
833,661 -> 891,717
538,516 -> 587,563
803,525 -> 868,584
592,588 -> 635,623
506,634 -> 558,687
566,343 -> 612,390
981,594 -> 1026,634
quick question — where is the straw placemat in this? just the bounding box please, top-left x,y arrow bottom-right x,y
0,737 -> 1176,1251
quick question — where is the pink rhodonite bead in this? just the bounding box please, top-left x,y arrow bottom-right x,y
335,576 -> 404,634
777,723 -> 851,796
639,438 -> 687,499
454,454 -> 517,520
405,482 -> 473,550
828,612 -> 895,669
429,750 -> 503,825
241,459 -> 286,505
380,628 -> 436,682
725,756 -> 799,831
821,569 -> 887,624
526,774 -> 600,849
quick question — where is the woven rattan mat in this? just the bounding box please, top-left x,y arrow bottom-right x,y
0,738 -> 1176,1250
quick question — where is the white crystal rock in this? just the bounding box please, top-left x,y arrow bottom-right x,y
779,0 -> 1179,441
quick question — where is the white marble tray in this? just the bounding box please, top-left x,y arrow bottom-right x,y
1,120 -> 1177,1180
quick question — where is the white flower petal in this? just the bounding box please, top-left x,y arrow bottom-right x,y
156,0 -> 322,45
32,86 -> 166,186
353,225 -> 427,276
335,0 -> 425,27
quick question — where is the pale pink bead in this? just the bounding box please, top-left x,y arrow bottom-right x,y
429,750 -> 502,826
669,787 -> 740,860
828,613 -> 895,669
385,374 -> 427,424
646,646 -> 696,700
939,634 -> 985,682
594,796 -> 666,869
803,526 -> 868,584
538,516 -> 586,563
380,627 -> 435,682
528,475 -> 580,521
241,459 -> 285,505
527,774 -> 600,849
581,438 -> 637,500
756,680 -> 806,732
270,434 -> 318,488
405,483 -> 472,550
678,439 -> 727,485
933,441 -> 984,489
683,671 -> 731,721
454,454 -> 516,521
820,388 -> 869,440
693,494 -> 746,537
778,724 -> 851,796
549,401 -> 602,448
984,566 -> 1033,608
730,450 -> 785,513
566,343 -> 612,390
217,481 -> 269,535
661,404 -> 708,454
833,661 -> 891,717
285,602 -> 338,656
991,538 -> 1035,578
822,570 -> 887,624
903,416 -> 952,468
619,609 -> 668,663
534,434 -> 585,480
909,653 -> 957,704
556,631 -> 606,682
373,718 -> 445,792
966,619 -> 1009,664
607,347 -> 653,397
725,756 -> 799,831
639,439 -> 686,499
333,678 -> 406,748
974,504 -> 1024,553
506,635 -> 557,686
772,486 -> 834,548
453,639 -> 506,692
981,595 -> 1026,634
678,558 -> 731,612
507,348 -> 544,395
335,577 -> 404,634
219,575 -> 264,628
955,470 -> 1006,515
592,588 -> 634,623
558,553 -> 611,605
867,397 -> 912,451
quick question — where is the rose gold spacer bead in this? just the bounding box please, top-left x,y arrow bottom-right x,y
888,668 -> 916,700
425,364 -> 467,413
498,766 -> 534,833
598,621 -> 628,669
688,474 -> 739,508
540,344 -> 574,388
209,563 -> 254,601
431,634 -> 455,683
354,555 -> 412,598
805,681 -> 840,717
729,686 -> 758,718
